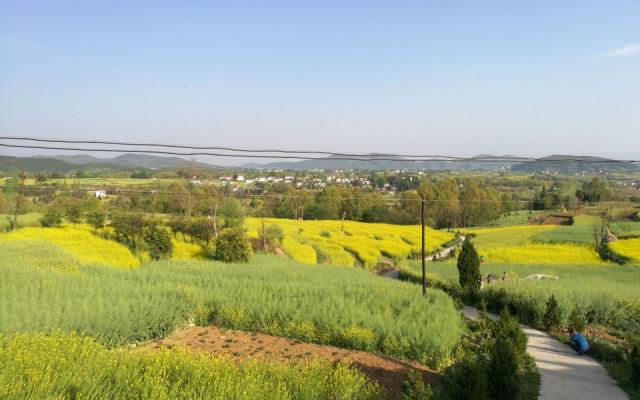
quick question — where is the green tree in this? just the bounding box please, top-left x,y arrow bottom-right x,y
542,294 -> 563,331
494,311 -> 527,363
65,202 -> 83,226
488,336 -> 520,400
457,240 -> 481,295
258,223 -> 284,250
313,186 -> 342,220
40,208 -> 63,227
576,177 -> 611,203
213,228 -> 253,263
143,222 -> 173,260
110,213 -> 145,251
86,209 -> 107,231
188,218 -> 217,245
220,198 -> 245,229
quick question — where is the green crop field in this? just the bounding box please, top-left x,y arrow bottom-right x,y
0,239 -> 462,368
531,215 -> 599,244
482,210 -> 548,227
401,260 -> 640,330
610,220 -> 640,239
0,213 -> 42,231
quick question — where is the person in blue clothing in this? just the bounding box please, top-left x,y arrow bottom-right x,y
570,329 -> 589,355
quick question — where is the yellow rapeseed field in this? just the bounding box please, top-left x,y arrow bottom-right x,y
464,224 -> 604,265
479,243 -> 604,265
246,218 -> 453,268
609,238 -> 640,263
171,239 -> 205,260
0,225 -> 139,268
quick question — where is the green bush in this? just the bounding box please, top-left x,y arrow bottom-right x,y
402,369 -> 432,400
86,209 -> 107,231
213,228 -> 253,263
40,209 -> 63,227
457,240 -> 480,296
143,224 -> 173,260
489,336 -> 521,400
259,223 -> 285,247
437,356 -> 488,400
631,345 -> 640,389
568,307 -> 586,333
542,294 -> 563,331
494,312 -> 527,361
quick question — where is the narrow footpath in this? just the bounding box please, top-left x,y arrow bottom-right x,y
462,306 -> 628,400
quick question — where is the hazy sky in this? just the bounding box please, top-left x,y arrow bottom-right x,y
1,1 -> 639,163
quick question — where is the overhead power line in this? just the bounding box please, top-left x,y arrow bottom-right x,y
1,136 -> 638,164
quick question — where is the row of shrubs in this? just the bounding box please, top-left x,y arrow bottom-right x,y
40,202 -> 256,263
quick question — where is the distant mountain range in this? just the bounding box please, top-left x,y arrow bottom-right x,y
510,155 -> 639,173
34,153 -> 215,169
245,154 -> 517,171
0,153 -> 637,173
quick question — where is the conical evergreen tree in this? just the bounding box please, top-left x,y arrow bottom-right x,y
457,240 -> 481,294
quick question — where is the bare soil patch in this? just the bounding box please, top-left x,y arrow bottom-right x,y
140,325 -> 438,398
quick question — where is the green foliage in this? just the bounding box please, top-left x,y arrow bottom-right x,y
110,212 -> 146,251
569,307 -> 586,333
489,336 -> 521,400
542,294 -> 563,331
402,261 -> 640,331
0,253 -> 462,367
576,177 -> 612,203
188,218 -> 217,245
64,201 -> 83,225
0,331 -> 382,400
631,345 -> 640,389
143,223 -> 173,260
457,240 -> 480,295
86,209 -> 107,230
402,369 -> 432,400
220,198 -> 244,229
437,356 -> 488,400
259,223 -> 285,247
213,228 -> 253,263
40,208 -> 63,227
494,312 -> 528,361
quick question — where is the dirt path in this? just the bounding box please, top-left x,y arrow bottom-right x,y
462,307 -> 628,400
140,325 -> 438,398
427,235 -> 464,261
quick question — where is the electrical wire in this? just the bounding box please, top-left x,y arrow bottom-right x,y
1,136 -> 638,164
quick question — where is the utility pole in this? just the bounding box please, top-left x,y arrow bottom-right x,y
421,194 -> 426,296
12,172 -> 26,231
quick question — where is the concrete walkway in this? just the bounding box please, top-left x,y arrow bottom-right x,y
462,306 -> 628,400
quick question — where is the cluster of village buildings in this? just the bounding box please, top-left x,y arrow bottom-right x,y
217,174 -> 372,189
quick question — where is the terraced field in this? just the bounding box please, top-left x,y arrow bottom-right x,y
463,220 -> 604,265
246,218 -> 453,268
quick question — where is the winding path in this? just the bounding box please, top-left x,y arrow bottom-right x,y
462,307 -> 628,400
382,236 -> 627,399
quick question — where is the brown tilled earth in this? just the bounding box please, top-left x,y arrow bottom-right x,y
140,325 -> 438,398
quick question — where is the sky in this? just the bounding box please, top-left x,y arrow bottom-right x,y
1,1 -> 639,164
